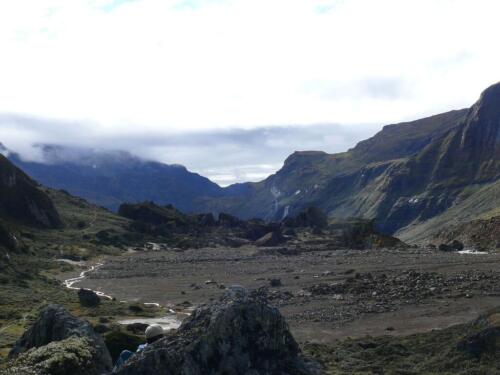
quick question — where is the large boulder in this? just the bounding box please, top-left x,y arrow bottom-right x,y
78,288 -> 101,307
194,213 -> 217,227
282,207 -> 328,229
217,213 -> 243,228
115,287 -> 315,375
0,220 -> 18,251
8,304 -> 112,374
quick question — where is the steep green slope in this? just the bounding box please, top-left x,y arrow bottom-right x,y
396,179 -> 500,244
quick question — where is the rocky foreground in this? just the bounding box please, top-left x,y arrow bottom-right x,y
4,288 -> 320,375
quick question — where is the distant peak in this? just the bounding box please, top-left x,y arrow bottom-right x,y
478,81 -> 500,104
470,81 -> 500,121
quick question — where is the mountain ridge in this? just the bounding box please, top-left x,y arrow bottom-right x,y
195,83 -> 499,237
3,83 -> 499,240
5,145 -> 226,213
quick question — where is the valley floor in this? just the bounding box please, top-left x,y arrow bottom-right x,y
60,245 -> 500,344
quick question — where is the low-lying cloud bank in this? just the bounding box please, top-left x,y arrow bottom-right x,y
0,113 -> 380,185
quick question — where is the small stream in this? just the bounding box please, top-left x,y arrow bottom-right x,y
60,260 -> 184,330
62,262 -> 113,300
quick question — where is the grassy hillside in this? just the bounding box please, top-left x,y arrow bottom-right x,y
397,180 -> 500,244
0,187 -> 140,364
305,306 -> 500,374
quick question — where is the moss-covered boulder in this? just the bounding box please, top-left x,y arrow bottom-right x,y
5,337 -> 102,375
8,304 -> 112,373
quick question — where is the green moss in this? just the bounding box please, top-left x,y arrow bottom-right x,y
304,315 -> 500,375
5,337 -> 97,375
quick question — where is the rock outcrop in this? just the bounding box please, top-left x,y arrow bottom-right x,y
0,219 -> 18,251
9,304 -> 112,374
0,154 -> 61,228
433,216 -> 500,251
282,207 -> 328,229
78,288 -> 101,307
115,287 -> 316,375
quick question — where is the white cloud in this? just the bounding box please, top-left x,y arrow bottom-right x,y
0,0 -> 498,131
0,113 -> 380,185
0,0 -> 499,183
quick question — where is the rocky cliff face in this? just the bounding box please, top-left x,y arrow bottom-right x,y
116,287 -> 317,375
0,154 -> 61,228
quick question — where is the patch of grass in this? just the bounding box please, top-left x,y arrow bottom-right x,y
304,311 -> 500,374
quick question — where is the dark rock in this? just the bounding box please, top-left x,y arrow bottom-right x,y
217,212 -> 243,228
104,330 -> 144,363
283,207 -> 328,229
8,304 -> 112,373
447,240 -> 464,251
115,287 -> 315,375
78,288 -> 101,307
128,304 -> 144,313
312,226 -> 323,235
457,327 -> 500,358
195,213 -> 216,227
119,202 -> 191,236
438,243 -> 453,252
93,324 -> 110,334
282,227 -> 296,236
245,221 -> 280,241
269,278 -> 283,287
125,323 -> 148,335
0,154 -> 62,228
0,220 -> 18,251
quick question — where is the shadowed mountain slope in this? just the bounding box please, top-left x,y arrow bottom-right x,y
7,146 -> 226,212
0,153 -> 61,228
197,83 -> 499,236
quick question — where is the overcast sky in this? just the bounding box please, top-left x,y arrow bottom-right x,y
1,0 -> 499,185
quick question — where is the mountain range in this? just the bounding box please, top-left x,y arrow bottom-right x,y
6,145 -> 232,213
197,83 -> 499,239
2,82 -> 499,241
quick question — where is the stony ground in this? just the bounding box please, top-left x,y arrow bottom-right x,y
59,245 -> 500,344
